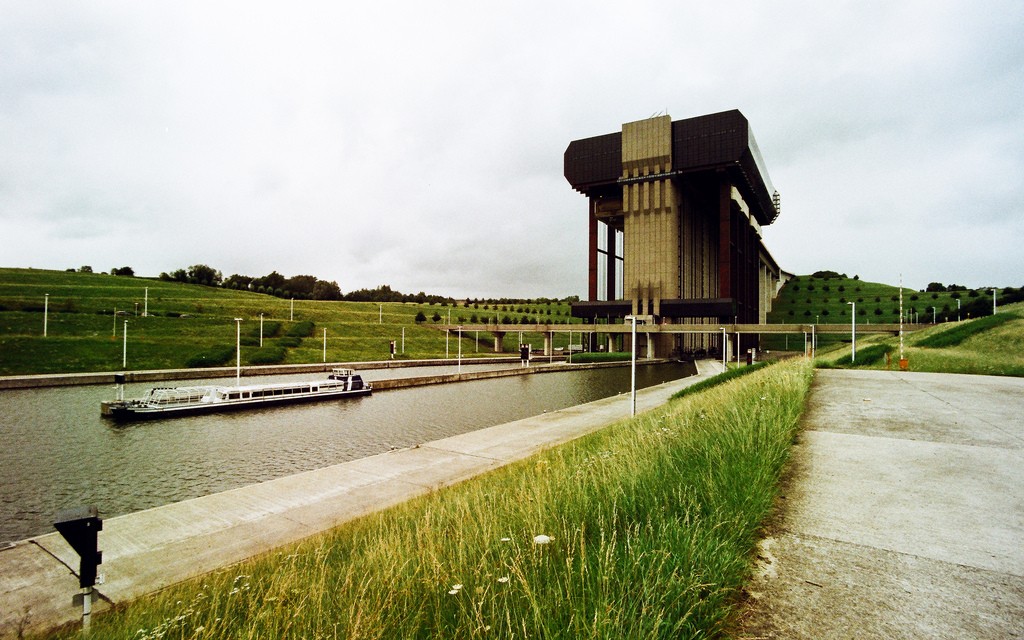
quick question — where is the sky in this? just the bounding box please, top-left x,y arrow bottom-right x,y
2,0 -> 1022,298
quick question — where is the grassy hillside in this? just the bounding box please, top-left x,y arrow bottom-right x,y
768,274 -> 989,324
0,268 -> 581,375
763,273 -> 1015,350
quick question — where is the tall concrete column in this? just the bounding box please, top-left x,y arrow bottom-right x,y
718,175 -> 732,300
605,223 -> 617,301
588,202 -> 599,301
543,332 -> 553,356
492,332 -> 505,353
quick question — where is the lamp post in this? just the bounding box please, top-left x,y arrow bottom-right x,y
122,321 -> 128,367
627,316 -> 639,416
931,306 -> 937,324
259,313 -> 264,347
234,318 -> 243,386
846,301 -> 856,362
457,325 -> 463,373
992,288 -> 998,315
899,275 -> 905,364
323,328 -> 327,363
957,298 -> 961,322
720,326 -> 727,370
43,293 -> 49,337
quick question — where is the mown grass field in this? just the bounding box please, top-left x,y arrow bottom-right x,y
41,359 -> 813,640
0,269 -> 583,375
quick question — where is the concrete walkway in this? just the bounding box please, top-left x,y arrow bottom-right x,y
0,361 -> 722,638
737,369 -> 1024,639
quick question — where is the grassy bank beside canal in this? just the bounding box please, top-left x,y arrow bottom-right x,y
0,268 -> 582,375
44,359 -> 813,640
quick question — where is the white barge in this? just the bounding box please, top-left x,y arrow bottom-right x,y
101,368 -> 371,420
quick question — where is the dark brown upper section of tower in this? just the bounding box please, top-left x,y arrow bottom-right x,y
564,109 -> 779,227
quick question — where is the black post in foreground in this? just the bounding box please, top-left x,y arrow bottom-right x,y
54,506 -> 103,632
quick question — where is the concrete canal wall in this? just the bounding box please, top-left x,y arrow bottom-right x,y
0,356 -> 569,390
0,357 -> 675,392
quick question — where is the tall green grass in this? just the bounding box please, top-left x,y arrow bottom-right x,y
43,359 -> 813,640
670,362 -> 770,400
915,312 -> 1015,348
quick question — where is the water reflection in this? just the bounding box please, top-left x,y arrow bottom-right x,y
0,362 -> 692,543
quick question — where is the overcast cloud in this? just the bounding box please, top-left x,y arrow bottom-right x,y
2,0 -> 1021,297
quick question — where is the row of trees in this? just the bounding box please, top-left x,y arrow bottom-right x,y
67,265 -> 135,276
155,265 -> 581,307
157,265 -> 343,301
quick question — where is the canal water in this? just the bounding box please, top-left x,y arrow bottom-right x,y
0,361 -> 693,544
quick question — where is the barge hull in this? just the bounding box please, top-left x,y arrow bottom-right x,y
102,388 -> 372,421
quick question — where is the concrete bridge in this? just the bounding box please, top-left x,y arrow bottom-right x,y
439,322 -> 921,358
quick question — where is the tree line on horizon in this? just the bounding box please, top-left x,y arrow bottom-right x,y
150,264 -> 579,306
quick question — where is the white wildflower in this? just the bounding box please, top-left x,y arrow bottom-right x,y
533,534 -> 552,545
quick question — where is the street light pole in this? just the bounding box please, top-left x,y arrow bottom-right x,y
260,313 -> 264,347
457,326 -> 462,373
957,298 -> 961,322
628,316 -> 638,416
43,293 -> 49,337
992,288 -> 998,315
931,306 -> 937,324
720,326 -> 727,369
234,318 -> 243,386
847,301 -> 856,362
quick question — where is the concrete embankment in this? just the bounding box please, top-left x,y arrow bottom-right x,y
0,357 -> 669,393
0,357 -> 528,389
372,358 -> 670,390
0,360 -> 722,639
736,369 -> 1024,639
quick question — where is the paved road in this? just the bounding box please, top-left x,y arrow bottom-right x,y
0,361 -> 722,639
737,369 -> 1024,639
